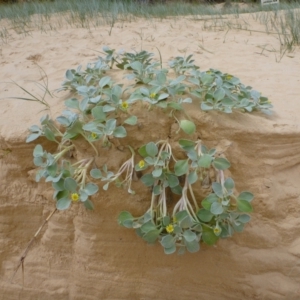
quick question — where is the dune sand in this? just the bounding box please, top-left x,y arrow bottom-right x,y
0,9 -> 300,300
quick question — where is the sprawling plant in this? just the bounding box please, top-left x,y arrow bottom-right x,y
26,47 -> 272,254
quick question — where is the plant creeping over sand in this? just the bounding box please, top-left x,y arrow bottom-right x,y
26,47 -> 272,255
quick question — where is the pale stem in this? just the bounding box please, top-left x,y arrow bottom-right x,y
188,183 -> 199,211
150,192 -> 156,219
54,144 -> 75,161
105,147 -> 135,190
157,188 -> 167,218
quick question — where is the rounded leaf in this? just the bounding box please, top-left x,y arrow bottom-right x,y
213,158 -> 231,170
238,214 -> 251,223
213,88 -> 225,101
44,128 -> 56,142
202,226 -> 219,246
183,230 -> 197,242
164,245 -> 177,255
174,159 -> 189,176
167,174 -> 179,188
198,154 -> 213,168
118,211 -> 134,227
79,190 -> 88,202
197,209 -> 214,222
224,177 -> 235,190
33,145 -> 43,157
143,229 -> 160,244
141,221 -> 157,233
210,202 -> 223,215
237,192 -> 254,202
187,171 -> 198,185
56,197 -> 71,211
180,120 -> 196,135
185,240 -> 200,253
124,116 -> 137,125
85,183 -> 99,196
152,168 -> 162,178
161,235 -> 175,248
83,199 -> 94,210
113,126 -> 127,138
237,200 -> 253,212
141,174 -> 155,187
212,182 -> 223,198
90,169 -> 102,179
27,133 -> 41,143
64,177 -> 77,192
146,142 -> 158,157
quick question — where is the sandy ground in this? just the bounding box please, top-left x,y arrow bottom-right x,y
0,8 -> 300,300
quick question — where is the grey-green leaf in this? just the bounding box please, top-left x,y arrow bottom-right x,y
185,240 -> 200,253
180,120 -> 196,135
141,174 -> 155,187
167,174 -> 179,188
213,158 -> 231,170
44,127 -> 56,142
90,169 -> 102,179
212,182 -> 223,198
83,199 -> 94,210
92,106 -> 106,121
85,183 -> 99,196
146,142 -> 158,157
26,133 -> 41,143
214,88 -> 225,101
183,229 -> 197,242
152,168 -> 162,178
113,126 -> 127,138
237,200 -> 253,212
202,226 -> 219,246
174,159 -> 189,176
238,214 -> 251,223
33,145 -> 43,157
164,245 -> 176,255
198,154 -> 213,168
118,211 -> 134,227
197,209 -> 214,222
187,171 -> 198,185
64,177 -> 77,192
237,191 -> 254,202
161,235 -> 175,248
143,229 -> 160,244
210,202 -> 223,215
56,197 -> 71,210
141,221 -> 157,233
124,116 -> 137,125
224,177 -> 235,190
179,215 -> 192,229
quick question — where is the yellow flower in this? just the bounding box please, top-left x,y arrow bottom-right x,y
91,132 -> 98,140
213,226 -> 221,236
173,216 -> 177,223
138,160 -> 145,169
166,224 -> 174,233
71,193 -> 79,202
267,100 -> 272,104
206,70 -> 212,74
225,75 -> 233,80
121,101 -> 129,110
149,93 -> 156,99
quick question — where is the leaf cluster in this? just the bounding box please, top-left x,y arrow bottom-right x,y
118,139 -> 253,254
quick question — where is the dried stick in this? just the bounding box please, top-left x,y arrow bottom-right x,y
10,208 -> 57,283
